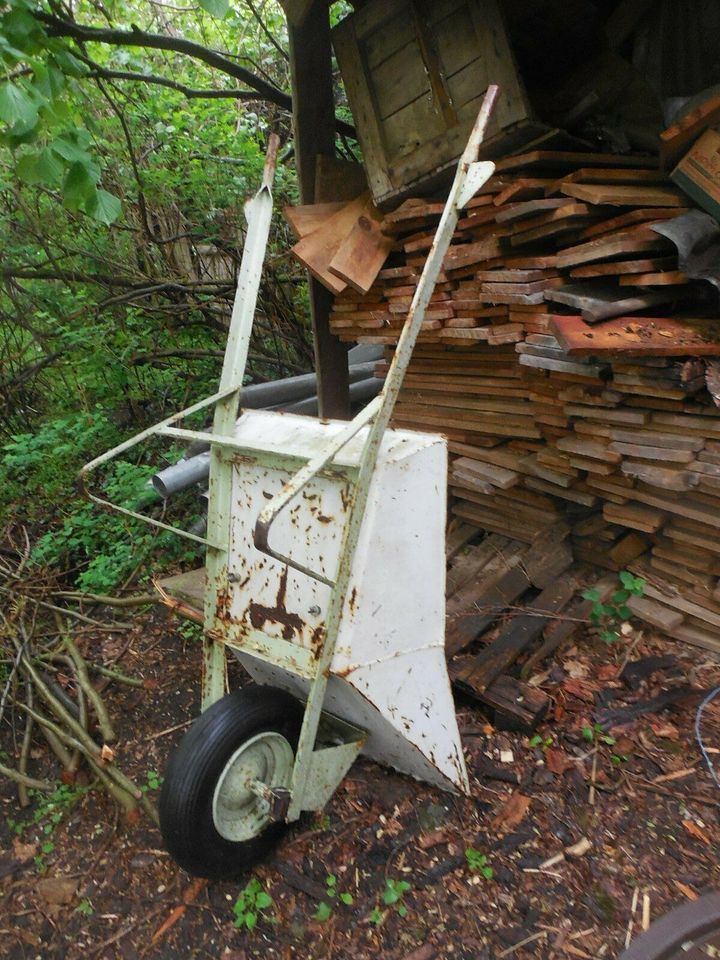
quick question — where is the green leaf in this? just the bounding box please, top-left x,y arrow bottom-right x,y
17,146 -> 64,185
0,83 -> 38,127
32,62 -> 66,100
254,891 -> 272,910
612,590 -> 630,604
52,133 -> 91,164
244,910 -> 257,930
369,907 -> 384,926
86,188 -> 122,225
582,588 -> 600,602
62,161 -> 96,211
313,901 -> 332,922
397,903 -> 408,918
339,892 -> 353,905
198,0 -> 230,17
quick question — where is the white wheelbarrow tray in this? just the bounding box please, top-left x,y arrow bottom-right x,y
222,407 -> 467,793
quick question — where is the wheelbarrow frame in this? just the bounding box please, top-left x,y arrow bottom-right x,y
81,86 -> 498,827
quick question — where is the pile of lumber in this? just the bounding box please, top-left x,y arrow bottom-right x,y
291,149 -> 720,654
296,151 -> 715,348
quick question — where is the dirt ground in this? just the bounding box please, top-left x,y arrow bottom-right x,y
2,606 -> 720,960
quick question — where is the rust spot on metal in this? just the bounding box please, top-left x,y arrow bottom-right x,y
317,513 -> 333,524
310,624 -> 326,659
247,565 -> 304,641
348,587 -> 358,614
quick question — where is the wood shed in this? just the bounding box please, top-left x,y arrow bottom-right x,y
278,0 -> 720,696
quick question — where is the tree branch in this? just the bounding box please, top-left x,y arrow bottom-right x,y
84,64 -> 260,100
37,12 -> 356,138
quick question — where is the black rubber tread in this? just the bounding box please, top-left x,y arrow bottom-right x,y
159,684 -> 303,880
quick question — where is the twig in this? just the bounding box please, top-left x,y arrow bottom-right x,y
18,680 -> 34,807
139,718 -> 193,741
589,751 -> 598,805
498,931 -> 547,957
64,632 -> 116,743
625,886 -> 639,949
52,591 -> 159,608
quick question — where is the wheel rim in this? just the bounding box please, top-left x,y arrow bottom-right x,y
212,732 -> 294,842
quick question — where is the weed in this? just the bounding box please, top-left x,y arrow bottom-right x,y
465,848 -> 493,879
582,723 -> 616,747
370,877 -> 411,926
313,874 -> 353,921
528,734 -> 553,751
582,570 -> 645,643
232,878 -> 273,931
7,784 -> 87,871
141,770 -> 163,793
76,899 -> 94,916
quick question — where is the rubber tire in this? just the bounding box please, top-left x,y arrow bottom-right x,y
159,684 -> 303,880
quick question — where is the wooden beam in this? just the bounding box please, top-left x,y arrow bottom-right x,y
288,0 -> 350,419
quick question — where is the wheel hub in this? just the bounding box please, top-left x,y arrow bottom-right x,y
212,732 -> 294,842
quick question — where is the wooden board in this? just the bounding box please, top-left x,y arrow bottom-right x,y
290,193 -> 371,294
452,571 -> 579,693
560,183 -> 686,207
551,314 -> 720,357
494,150 -> 659,173
555,227 -> 672,268
283,202 -> 346,239
544,283 -> 681,323
328,201 -> 393,293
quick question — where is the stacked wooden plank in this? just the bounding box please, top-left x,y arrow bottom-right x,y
306,150 -> 720,653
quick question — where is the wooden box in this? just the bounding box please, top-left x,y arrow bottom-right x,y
332,0 -> 538,207
672,126 -> 720,221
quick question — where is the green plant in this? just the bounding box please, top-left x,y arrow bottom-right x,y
7,784 -> 86,871
141,770 -> 163,793
370,877 -> 411,926
313,874 -> 353,921
465,848 -> 493,879
582,570 -> 646,643
75,899 -> 94,916
528,734 -> 553,751
582,723 -> 616,747
232,878 -> 274,931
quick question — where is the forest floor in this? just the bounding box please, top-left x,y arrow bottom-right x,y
2,604 -> 720,960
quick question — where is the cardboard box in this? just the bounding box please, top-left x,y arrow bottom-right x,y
672,126 -> 720,221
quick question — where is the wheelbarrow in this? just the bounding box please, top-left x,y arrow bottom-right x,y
82,87 -> 498,880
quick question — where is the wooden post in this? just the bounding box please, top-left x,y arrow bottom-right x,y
288,0 -> 351,420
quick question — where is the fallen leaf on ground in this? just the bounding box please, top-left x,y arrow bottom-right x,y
492,792 -> 531,833
37,876 -> 76,905
597,664 -> 619,681
562,679 -> 596,703
417,830 -> 448,851
650,721 -> 680,740
545,748 -> 574,776
100,744 -> 114,763
12,839 -> 38,861
682,820 -> 711,845
563,659 -> 588,679
673,880 -> 698,901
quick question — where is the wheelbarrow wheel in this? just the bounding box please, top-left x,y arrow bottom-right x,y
159,684 -> 303,880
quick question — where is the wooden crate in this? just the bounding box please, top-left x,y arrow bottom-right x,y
333,0 -> 541,206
